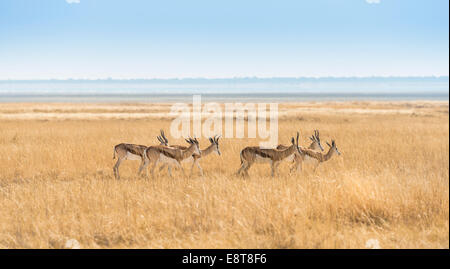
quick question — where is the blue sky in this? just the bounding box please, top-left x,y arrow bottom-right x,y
0,0 -> 448,79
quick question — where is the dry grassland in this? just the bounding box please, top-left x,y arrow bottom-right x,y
0,101 -> 448,248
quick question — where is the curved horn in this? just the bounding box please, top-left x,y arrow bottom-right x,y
296,132 -> 299,145
160,130 -> 169,143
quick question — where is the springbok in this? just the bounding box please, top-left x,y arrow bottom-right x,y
277,130 -> 324,173
141,137 -> 201,178
237,132 -> 302,177
157,132 -> 221,176
113,133 -> 168,179
300,140 -> 341,172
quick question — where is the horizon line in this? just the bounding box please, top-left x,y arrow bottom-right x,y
0,75 -> 448,82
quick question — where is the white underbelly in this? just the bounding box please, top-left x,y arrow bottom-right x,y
181,156 -> 194,163
159,154 -> 179,166
283,154 -> 295,162
255,155 -> 272,163
303,155 -> 318,164
126,152 -> 142,160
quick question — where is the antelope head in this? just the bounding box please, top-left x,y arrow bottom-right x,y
185,137 -> 201,155
208,135 -> 221,156
326,140 -> 341,156
309,130 -> 324,151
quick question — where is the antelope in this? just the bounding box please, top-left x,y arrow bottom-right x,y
113,133 -> 168,179
300,140 -> 341,172
141,137 -> 201,178
157,132 -> 221,176
276,130 -> 324,173
236,132 -> 302,177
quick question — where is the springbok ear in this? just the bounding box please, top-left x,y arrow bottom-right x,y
326,141 -> 331,147
209,137 -> 214,144
309,136 -> 314,141
332,140 -> 335,146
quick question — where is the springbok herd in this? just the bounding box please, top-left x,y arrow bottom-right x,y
113,130 -> 341,179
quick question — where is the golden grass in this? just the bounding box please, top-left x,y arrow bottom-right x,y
0,101 -> 448,249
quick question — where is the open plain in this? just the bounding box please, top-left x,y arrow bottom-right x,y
0,101 -> 448,248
